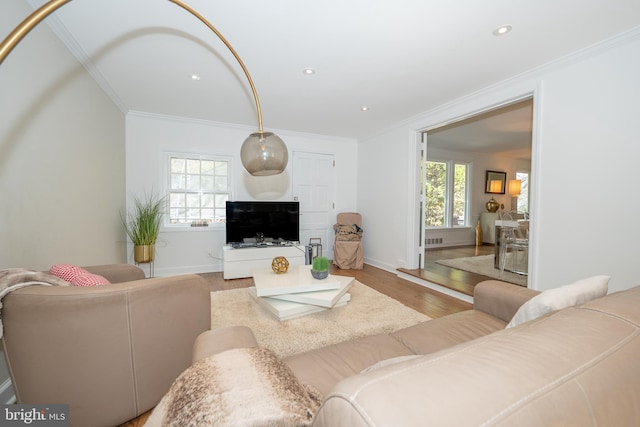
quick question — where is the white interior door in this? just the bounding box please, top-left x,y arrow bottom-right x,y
292,152 -> 335,260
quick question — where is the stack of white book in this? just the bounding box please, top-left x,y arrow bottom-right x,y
251,265 -> 354,320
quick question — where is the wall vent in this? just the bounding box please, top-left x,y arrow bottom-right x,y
426,238 -> 443,245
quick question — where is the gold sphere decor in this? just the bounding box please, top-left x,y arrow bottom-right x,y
485,197 -> 500,212
271,256 -> 290,274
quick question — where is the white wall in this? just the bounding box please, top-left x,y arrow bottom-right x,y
359,28 -> 640,293
357,126 -> 417,271
532,32 -> 640,293
358,131 -> 528,270
0,0 -> 126,271
0,1 -> 126,399
125,112 -> 358,276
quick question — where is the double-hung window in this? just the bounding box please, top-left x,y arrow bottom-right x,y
425,160 -> 469,228
167,154 -> 231,226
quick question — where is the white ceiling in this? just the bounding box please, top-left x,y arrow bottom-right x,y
428,98 -> 533,160
18,0 -> 640,140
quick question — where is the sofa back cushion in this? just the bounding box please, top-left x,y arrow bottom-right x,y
3,274 -> 211,427
313,285 -> 640,427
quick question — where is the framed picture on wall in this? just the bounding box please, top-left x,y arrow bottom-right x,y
485,170 -> 506,194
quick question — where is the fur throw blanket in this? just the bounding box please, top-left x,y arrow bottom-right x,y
145,347 -> 323,427
334,223 -> 363,241
0,268 -> 69,338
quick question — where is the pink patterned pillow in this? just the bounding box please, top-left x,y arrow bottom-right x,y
49,264 -> 110,286
49,264 -> 85,282
70,273 -> 110,287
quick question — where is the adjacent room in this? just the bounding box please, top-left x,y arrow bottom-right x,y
401,98 -> 533,297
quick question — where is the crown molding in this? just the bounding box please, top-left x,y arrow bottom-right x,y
364,25 -> 640,141
25,0 -> 128,114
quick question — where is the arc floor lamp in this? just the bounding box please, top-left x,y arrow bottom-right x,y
0,0 -> 288,176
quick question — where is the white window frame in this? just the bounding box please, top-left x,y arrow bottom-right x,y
426,159 -> 470,229
163,152 -> 233,229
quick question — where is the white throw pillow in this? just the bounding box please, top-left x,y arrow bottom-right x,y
506,275 -> 610,328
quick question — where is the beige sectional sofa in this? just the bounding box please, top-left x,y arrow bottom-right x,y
1,264 -> 211,427
189,279 -> 640,426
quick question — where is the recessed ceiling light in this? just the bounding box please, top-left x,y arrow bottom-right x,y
191,74 -> 201,81
303,68 -> 316,75
360,106 -> 369,112
492,25 -> 512,36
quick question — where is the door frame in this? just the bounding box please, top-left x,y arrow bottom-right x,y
292,151 -> 336,260
406,85 -> 542,289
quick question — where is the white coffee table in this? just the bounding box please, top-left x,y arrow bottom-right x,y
252,265 -> 355,320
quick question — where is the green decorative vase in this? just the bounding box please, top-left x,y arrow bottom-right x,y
311,269 -> 329,280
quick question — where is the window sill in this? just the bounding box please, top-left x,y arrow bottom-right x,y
426,226 -> 472,232
161,225 -> 225,233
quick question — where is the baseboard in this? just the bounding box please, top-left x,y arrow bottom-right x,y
362,257 -> 397,273
396,272 -> 474,304
152,264 -> 222,277
363,259 -> 474,303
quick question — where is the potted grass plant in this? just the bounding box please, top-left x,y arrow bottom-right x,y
122,192 -> 165,263
311,256 -> 330,280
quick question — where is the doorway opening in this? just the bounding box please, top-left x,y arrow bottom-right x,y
415,97 -> 534,293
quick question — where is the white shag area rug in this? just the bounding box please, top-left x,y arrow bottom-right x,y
210,281 -> 430,358
436,254 -> 528,287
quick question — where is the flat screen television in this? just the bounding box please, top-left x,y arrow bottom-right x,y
226,201 -> 300,244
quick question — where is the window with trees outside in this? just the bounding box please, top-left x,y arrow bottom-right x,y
167,154 -> 231,226
425,160 -> 469,228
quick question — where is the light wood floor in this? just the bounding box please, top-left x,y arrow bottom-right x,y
120,247 -> 491,426
400,244 -> 498,296
196,257 -> 478,318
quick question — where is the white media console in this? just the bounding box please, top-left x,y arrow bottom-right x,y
222,244 -> 307,279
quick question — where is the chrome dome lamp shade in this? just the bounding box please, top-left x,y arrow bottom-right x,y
240,131 -> 288,176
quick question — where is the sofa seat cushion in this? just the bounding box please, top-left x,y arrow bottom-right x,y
284,334 -> 414,396
391,310 -> 506,355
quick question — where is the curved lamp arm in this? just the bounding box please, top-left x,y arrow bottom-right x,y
1,0 -> 264,134
168,0 -> 264,133
0,0 -> 73,64
1,0 -> 288,175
